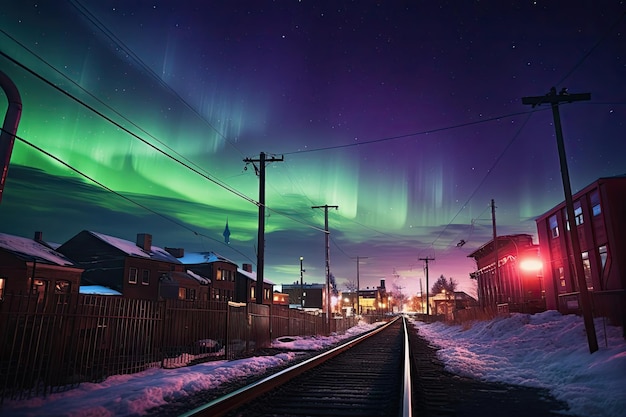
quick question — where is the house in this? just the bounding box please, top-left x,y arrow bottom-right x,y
236,263 -> 274,306
56,231 -> 208,301
430,291 -> 479,320
0,231 -> 83,304
468,234 -> 544,313
176,250 -> 236,302
535,176 -> 626,327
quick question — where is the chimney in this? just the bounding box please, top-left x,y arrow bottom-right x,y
165,247 -> 184,258
34,231 -> 43,241
136,233 -> 152,251
380,279 -> 386,289
242,263 -> 252,273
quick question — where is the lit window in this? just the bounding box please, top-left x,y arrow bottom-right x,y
0,277 -> 5,299
558,267 -> 565,288
217,269 -> 223,281
129,267 -> 138,284
581,252 -> 593,290
251,286 -> 256,299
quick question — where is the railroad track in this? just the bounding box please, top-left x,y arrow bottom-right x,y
180,317 -> 412,417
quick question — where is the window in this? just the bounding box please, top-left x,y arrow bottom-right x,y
251,286 -> 255,300
0,277 -> 5,299
558,267 -> 565,288
549,215 -> 559,238
178,287 -> 196,300
599,245 -> 608,273
142,270 -> 150,285
128,267 -> 138,284
216,269 -> 223,281
590,191 -> 601,216
54,280 -> 71,294
581,252 -> 593,290
574,201 -> 583,226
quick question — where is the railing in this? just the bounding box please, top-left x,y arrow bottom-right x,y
0,292 -> 358,405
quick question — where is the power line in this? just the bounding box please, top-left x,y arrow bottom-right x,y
280,109 -> 543,156
0,50 -> 327,235
7,128 -> 256,263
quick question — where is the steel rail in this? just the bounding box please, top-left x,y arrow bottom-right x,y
180,316 -> 404,417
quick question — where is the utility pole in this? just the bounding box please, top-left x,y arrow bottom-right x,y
491,199 -> 500,305
312,204 -> 338,329
419,257 -> 435,316
244,152 -> 284,304
522,87 -> 598,354
351,256 -> 368,315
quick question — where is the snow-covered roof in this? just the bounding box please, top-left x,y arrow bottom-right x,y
186,269 -> 211,285
237,267 -> 274,285
0,232 -> 78,267
89,231 -> 181,263
80,285 -> 122,296
178,251 -> 235,265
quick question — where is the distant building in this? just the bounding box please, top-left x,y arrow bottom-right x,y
0,231 -> 83,305
430,291 -> 478,320
535,176 -> 626,327
358,280 -> 389,315
468,234 -> 544,313
282,282 -> 324,310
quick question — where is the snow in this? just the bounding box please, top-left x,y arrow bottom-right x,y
412,311 -> 626,417
90,231 -> 180,263
2,312 -> 624,417
79,285 -> 123,296
0,232 -> 77,266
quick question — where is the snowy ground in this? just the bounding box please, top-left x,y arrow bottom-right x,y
2,311 -> 625,417
411,311 -> 626,417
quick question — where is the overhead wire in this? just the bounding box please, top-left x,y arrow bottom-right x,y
0,48 -> 328,235
5,127 -> 257,263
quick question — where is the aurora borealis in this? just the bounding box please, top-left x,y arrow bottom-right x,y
1,1 -> 625,296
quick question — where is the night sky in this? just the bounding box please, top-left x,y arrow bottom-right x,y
1,1 -> 625,297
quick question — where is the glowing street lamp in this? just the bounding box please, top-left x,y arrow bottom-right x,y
519,258 -> 543,272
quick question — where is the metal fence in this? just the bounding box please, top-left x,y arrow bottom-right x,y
0,292 -> 360,404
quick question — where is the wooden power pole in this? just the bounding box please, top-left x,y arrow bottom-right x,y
419,256 -> 435,316
244,152 -> 283,304
522,87 -> 598,353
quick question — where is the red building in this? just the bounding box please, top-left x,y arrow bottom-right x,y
57,231 -> 209,301
535,176 -> 626,326
468,234 -> 544,313
0,231 -> 83,304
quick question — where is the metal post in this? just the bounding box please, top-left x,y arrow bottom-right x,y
0,70 -> 23,204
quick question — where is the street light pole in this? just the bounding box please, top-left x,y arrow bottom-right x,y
299,256 -> 305,309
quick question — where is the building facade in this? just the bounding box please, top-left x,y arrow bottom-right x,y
468,234 -> 544,313
535,176 -> 626,326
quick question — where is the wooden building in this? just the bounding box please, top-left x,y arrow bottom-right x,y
177,251 -> 237,302
535,176 -> 626,326
468,234 -> 544,313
